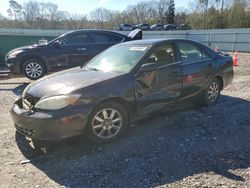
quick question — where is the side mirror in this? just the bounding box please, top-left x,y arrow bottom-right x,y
146,57 -> 156,63
139,63 -> 157,72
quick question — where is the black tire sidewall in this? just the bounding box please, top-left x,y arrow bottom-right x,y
32,139 -> 48,150
86,102 -> 128,143
23,59 -> 45,80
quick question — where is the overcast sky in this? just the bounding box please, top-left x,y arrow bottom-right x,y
0,0 -> 191,16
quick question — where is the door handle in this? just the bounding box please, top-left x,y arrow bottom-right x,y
77,48 -> 86,51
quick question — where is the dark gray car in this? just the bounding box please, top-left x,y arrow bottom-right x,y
5,29 -> 142,80
11,39 -> 234,147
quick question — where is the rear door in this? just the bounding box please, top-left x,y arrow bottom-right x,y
60,33 -> 92,68
176,42 -> 213,99
135,42 -> 182,115
88,33 -> 125,59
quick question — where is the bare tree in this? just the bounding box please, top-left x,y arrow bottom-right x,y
1,0 -> 250,30
7,0 -> 23,20
90,8 -> 111,28
157,0 -> 170,23
23,1 -> 41,22
46,2 -> 58,21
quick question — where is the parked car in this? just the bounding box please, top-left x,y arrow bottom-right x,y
150,24 -> 164,31
119,24 -> 133,31
5,29 -> 142,80
164,24 -> 178,30
11,39 -> 234,146
132,25 -> 138,30
177,24 -> 191,30
137,23 -> 151,30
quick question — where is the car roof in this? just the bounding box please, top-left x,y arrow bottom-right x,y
63,29 -> 127,37
119,39 -> 219,58
119,39 -> 200,46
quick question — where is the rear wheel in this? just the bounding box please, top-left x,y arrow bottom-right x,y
201,78 -> 221,106
86,102 -> 128,143
23,59 -> 46,80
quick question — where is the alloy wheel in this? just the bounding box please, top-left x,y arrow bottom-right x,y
92,108 -> 122,139
207,81 -> 220,103
25,62 -> 43,79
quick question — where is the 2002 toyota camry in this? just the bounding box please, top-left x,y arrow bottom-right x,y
11,39 -> 234,145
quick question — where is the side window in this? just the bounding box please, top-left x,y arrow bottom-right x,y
90,34 -> 123,43
61,34 -> 88,45
178,42 -> 210,64
147,43 -> 175,65
91,34 -> 109,43
109,35 -> 124,43
202,50 -> 211,59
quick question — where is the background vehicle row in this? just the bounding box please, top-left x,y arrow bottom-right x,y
118,23 -> 191,31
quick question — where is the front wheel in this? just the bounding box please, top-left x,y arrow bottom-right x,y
201,79 -> 221,106
86,102 -> 128,143
23,59 -> 46,80
32,139 -> 48,151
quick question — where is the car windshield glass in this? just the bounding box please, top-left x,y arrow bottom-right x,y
47,35 -> 64,45
86,45 -> 150,73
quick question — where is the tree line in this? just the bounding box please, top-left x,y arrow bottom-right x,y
0,0 -> 249,30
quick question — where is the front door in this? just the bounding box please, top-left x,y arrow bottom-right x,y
135,42 -> 182,116
48,33 -> 92,71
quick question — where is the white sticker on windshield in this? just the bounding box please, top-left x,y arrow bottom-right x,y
130,46 -> 148,51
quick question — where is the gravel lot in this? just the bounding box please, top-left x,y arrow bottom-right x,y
0,53 -> 250,188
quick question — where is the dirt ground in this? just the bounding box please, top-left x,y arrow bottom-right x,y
0,53 -> 249,188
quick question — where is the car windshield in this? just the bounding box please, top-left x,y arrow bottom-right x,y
85,44 -> 150,73
47,36 -> 62,45
47,33 -> 68,45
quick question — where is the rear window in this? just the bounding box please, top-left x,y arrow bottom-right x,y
90,33 -> 123,43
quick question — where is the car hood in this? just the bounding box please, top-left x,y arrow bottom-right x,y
25,67 -> 121,99
8,44 -> 46,54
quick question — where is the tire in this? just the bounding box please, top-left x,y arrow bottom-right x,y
86,102 -> 128,143
23,59 -> 46,80
201,78 -> 221,106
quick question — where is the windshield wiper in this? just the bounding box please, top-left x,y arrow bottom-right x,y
88,67 -> 99,71
81,66 -> 99,71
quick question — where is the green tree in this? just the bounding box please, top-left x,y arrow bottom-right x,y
166,0 -> 175,24
199,0 -> 209,29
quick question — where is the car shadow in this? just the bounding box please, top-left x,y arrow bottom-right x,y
0,82 -> 29,96
15,95 -> 250,187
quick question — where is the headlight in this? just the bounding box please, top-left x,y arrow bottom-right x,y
8,50 -> 23,58
35,94 -> 81,110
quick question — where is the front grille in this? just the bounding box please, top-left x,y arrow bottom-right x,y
22,93 -> 40,110
15,124 -> 34,136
